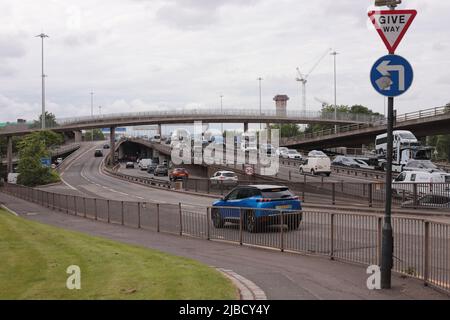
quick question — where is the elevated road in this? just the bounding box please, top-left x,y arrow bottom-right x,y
281,105 -> 450,149
0,108 -> 379,137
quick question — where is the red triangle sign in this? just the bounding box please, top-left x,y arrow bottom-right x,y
368,10 -> 417,54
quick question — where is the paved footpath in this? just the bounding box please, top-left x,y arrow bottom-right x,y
1,192 -> 447,300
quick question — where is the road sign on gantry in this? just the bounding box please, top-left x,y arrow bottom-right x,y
368,10 -> 417,53
370,54 -> 413,97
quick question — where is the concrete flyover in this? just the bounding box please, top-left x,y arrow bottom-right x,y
0,108 -> 381,138
281,105 -> 450,149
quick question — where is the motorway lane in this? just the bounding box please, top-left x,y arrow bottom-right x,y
53,143 -> 216,207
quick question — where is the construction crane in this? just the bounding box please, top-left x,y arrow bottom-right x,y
314,97 -> 331,108
296,48 -> 332,114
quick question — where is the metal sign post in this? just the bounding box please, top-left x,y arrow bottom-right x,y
368,1 -> 416,289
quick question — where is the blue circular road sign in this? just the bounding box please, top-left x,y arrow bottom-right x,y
370,54 -> 413,97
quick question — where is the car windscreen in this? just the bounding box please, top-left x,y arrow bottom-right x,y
261,188 -> 294,199
398,132 -> 416,140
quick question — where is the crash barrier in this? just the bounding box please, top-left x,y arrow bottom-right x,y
2,182 -> 449,295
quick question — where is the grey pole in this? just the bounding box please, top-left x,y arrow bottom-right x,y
257,77 -> 263,131
220,95 -> 224,134
380,0 -> 399,291
331,51 -> 338,133
90,91 -> 94,141
36,33 -> 49,130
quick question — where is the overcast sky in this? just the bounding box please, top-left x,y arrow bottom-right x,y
1,0 -> 449,122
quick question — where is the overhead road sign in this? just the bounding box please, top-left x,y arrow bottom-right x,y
370,54 -> 413,97
368,10 -> 417,53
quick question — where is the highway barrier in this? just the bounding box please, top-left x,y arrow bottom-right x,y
2,182 -> 450,295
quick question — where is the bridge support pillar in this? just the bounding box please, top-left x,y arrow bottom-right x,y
243,122 -> 249,133
6,136 -> 13,174
157,124 -> 162,135
74,130 -> 83,143
110,127 -> 116,165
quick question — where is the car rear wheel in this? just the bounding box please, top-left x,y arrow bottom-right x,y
245,210 -> 258,233
211,208 -> 224,228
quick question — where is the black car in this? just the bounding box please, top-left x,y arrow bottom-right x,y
94,149 -> 103,157
154,165 -> 168,176
332,156 -> 360,168
103,144 -> 110,149
125,162 -> 135,169
147,163 -> 158,174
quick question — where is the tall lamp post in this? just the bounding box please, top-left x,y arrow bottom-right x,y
220,95 -> 224,134
36,33 -> 49,130
330,50 -> 339,133
90,91 -> 94,141
257,77 -> 263,130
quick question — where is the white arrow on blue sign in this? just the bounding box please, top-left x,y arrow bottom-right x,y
370,54 -> 413,97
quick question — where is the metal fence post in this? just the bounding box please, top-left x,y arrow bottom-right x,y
368,183 -> 373,208
413,184 -> 418,209
239,208 -> 243,246
330,213 -> 335,260
377,217 -> 383,266
74,196 -> 78,216
302,175 -> 306,202
81,197 -> 86,218
66,194 -> 69,214
206,207 -> 210,240
137,202 -> 141,229
424,221 -> 430,286
179,202 -> 183,236
121,201 -> 124,226
107,199 -> 110,223
94,198 -> 98,220
332,183 -> 336,205
156,203 -> 160,232
280,210 -> 284,252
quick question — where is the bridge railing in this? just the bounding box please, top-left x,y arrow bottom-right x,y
282,105 -> 450,144
54,108 -> 384,126
2,182 -> 449,294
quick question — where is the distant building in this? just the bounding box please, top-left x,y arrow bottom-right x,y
273,95 -> 289,116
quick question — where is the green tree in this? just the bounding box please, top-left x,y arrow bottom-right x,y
16,131 -> 63,187
31,111 -> 58,129
270,124 -> 301,138
428,134 -> 450,162
84,129 -> 105,141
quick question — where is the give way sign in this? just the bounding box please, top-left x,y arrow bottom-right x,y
368,10 -> 417,53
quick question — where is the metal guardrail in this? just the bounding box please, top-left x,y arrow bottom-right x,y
2,182 -> 449,295
281,105 -> 450,144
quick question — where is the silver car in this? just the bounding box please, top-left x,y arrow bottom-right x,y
210,171 -> 238,186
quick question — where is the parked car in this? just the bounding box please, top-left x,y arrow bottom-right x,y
210,171 -> 238,186
299,151 -> 331,176
169,168 -> 189,181
103,144 -> 110,149
211,185 -> 302,233
402,194 -> 450,208
393,171 -> 450,196
154,165 -> 169,176
147,163 -> 158,174
283,149 -> 302,160
125,162 -> 135,169
332,156 -> 361,168
403,160 -> 441,173
138,159 -> 153,171
276,147 -> 289,157
94,149 -> 103,157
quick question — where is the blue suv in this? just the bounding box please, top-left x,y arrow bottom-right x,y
212,185 -> 302,233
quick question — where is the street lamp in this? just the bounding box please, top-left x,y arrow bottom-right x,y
36,33 -> 49,130
220,95 -> 224,133
257,77 -> 263,131
90,91 -> 94,141
330,50 -> 339,133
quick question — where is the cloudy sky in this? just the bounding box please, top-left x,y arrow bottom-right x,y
1,0 -> 449,123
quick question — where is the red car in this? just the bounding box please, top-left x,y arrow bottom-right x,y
169,168 -> 189,181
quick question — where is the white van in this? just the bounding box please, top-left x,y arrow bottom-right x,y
393,171 -> 450,195
151,134 -> 161,143
299,151 -> 331,176
138,159 -> 153,171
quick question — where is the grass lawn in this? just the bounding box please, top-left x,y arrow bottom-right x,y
0,209 -> 237,300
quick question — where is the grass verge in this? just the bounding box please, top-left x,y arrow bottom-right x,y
0,209 -> 237,299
